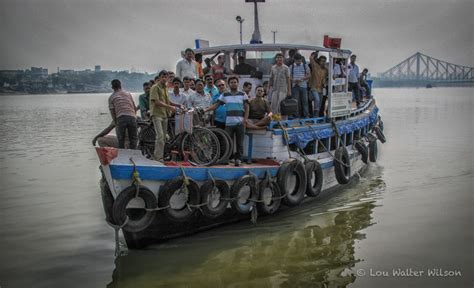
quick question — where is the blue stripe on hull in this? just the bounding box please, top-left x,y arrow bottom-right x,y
109,156 -> 345,182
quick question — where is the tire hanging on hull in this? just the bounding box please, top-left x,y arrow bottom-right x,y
354,141 -> 368,164
200,179 -> 230,219
112,185 -> 157,233
100,176 -> 116,225
158,177 -> 201,222
369,140 -> 378,162
374,126 -> 386,143
334,146 -> 351,184
278,159 -> 307,206
230,174 -> 258,214
305,160 -> 323,197
257,174 -> 281,215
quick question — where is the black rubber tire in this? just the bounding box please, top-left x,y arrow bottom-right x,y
305,160 -> 323,197
354,141 -> 368,164
200,179 -> 230,219
100,177 -> 115,225
334,146 -> 351,185
278,159 -> 307,206
374,126 -> 386,143
209,127 -> 233,164
112,185 -> 157,232
369,140 -> 378,162
158,177 -> 201,222
231,175 -> 258,214
257,179 -> 281,215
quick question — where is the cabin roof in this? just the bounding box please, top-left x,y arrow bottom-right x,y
192,43 -> 352,55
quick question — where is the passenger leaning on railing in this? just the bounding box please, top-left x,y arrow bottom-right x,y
150,70 -> 185,161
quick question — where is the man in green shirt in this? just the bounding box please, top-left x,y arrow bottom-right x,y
150,70 -> 183,161
138,82 -> 151,119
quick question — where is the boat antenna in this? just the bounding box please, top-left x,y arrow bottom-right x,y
246,0 -> 264,44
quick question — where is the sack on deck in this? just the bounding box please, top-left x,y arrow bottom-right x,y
175,110 -> 193,135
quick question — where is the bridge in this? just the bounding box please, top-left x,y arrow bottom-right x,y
374,52 -> 474,87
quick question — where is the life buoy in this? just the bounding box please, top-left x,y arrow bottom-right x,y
305,160 -> 323,197
278,159 -> 307,206
257,178 -> 281,215
100,176 -> 115,225
112,185 -> 157,232
158,177 -> 200,222
374,126 -> 386,143
200,179 -> 230,219
354,141 -> 368,164
369,140 -> 378,162
231,175 -> 258,214
334,146 -> 351,184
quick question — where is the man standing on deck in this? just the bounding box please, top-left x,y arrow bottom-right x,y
359,68 -> 371,99
108,79 -> 138,149
268,53 -> 291,114
348,54 -> 361,107
176,48 -> 198,80
149,70 -> 183,161
213,79 -> 227,129
289,53 -> 311,118
205,76 -> 249,166
138,82 -> 151,119
309,54 -> 327,117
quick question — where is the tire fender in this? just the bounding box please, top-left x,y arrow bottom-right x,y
334,146 -> 351,184
354,141 -> 368,164
278,159 -> 307,206
305,160 -> 323,197
112,185 -> 157,233
200,179 -> 230,219
158,177 -> 201,222
231,175 -> 258,214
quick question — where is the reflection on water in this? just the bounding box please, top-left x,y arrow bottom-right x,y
109,169 -> 385,288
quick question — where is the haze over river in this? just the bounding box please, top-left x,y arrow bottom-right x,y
0,87 -> 472,287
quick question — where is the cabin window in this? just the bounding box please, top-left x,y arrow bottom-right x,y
303,140 -> 316,155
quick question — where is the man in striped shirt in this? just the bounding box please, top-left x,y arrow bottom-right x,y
289,53 -> 311,118
206,76 -> 249,166
108,79 -> 138,149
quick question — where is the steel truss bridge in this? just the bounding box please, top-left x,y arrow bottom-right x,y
375,52 -> 474,87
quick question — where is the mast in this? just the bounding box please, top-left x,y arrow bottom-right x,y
246,0 -> 264,44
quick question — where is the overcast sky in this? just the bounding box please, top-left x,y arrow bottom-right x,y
0,0 -> 472,75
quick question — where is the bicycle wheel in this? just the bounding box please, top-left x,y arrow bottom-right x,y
209,127 -> 233,164
181,127 -> 220,166
138,124 -> 156,158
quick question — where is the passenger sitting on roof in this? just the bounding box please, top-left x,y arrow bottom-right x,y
210,55 -> 229,81
246,85 -> 272,130
234,56 -> 256,75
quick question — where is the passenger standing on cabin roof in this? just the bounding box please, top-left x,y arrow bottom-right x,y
359,68 -> 371,98
150,70 -> 183,161
108,79 -> 138,149
268,53 -> 291,114
213,79 -> 227,129
195,53 -> 204,79
176,48 -> 198,80
210,55 -> 229,81
169,78 -> 188,107
246,85 -> 272,129
205,76 -> 249,167
290,53 -> 311,118
348,54 -> 361,107
138,82 -> 151,119
243,82 -> 253,99
309,54 -> 327,117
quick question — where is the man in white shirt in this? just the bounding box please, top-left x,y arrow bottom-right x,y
169,78 -> 188,107
348,54 -> 361,107
176,48 -> 198,80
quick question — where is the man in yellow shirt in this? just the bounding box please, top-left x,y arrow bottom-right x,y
150,70 -> 183,161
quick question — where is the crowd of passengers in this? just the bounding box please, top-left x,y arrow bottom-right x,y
94,48 -> 372,166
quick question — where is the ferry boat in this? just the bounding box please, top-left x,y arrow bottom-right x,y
95,1 -> 386,250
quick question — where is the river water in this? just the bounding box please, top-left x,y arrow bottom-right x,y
0,88 -> 472,288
